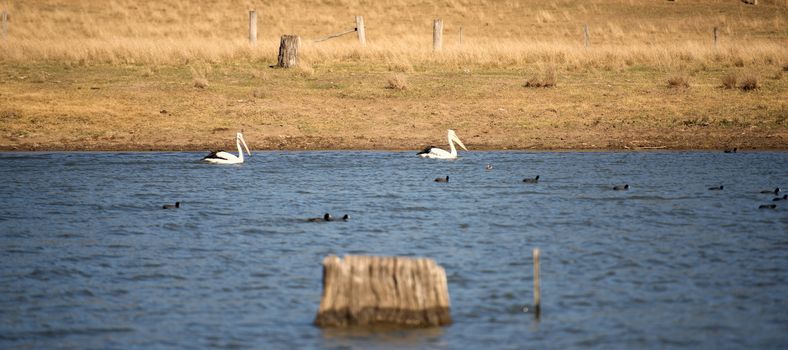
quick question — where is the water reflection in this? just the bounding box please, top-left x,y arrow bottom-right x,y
321,326 -> 445,349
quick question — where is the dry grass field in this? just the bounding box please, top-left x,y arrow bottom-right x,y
0,0 -> 786,150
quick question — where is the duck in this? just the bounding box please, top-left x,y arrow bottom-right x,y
723,147 -> 737,153
759,204 -> 777,209
485,164 -> 493,171
773,195 -> 788,202
708,185 -> 724,191
435,176 -> 449,183
162,202 -> 180,209
341,214 -> 350,221
308,213 -> 333,222
760,187 -> 780,195
613,184 -> 629,191
523,175 -> 540,184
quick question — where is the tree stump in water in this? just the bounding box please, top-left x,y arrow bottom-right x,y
277,35 -> 300,68
314,255 -> 452,327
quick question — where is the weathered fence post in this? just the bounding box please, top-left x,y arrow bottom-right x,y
459,26 -> 463,46
315,255 -> 453,327
1,11 -> 7,41
355,16 -> 366,46
277,35 -> 300,68
433,19 -> 443,51
713,27 -> 718,48
583,24 -> 589,48
533,248 -> 541,319
249,10 -> 257,45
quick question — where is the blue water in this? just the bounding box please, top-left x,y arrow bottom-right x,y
1,151 -> 786,349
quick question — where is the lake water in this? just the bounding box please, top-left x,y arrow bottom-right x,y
1,151 -> 786,349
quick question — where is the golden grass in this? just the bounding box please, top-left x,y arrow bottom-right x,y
667,74 -> 690,88
524,66 -> 558,88
739,73 -> 761,90
387,73 -> 408,90
0,0 -> 786,150
0,0 -> 785,69
721,73 -> 738,89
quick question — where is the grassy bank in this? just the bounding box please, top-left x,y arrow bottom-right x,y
0,0 -> 786,150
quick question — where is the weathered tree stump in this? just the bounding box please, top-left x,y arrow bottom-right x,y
277,35 -> 300,68
315,255 -> 452,327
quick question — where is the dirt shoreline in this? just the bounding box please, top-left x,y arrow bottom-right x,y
1,133 -> 785,152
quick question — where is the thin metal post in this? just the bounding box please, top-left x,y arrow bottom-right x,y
583,24 -> 589,48
533,248 -> 541,319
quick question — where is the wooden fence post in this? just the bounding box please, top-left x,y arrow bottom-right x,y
713,27 -> 718,48
433,19 -> 443,51
355,16 -> 366,46
1,11 -> 7,41
533,248 -> 541,319
583,24 -> 589,48
459,26 -> 463,46
249,10 -> 257,45
277,35 -> 300,68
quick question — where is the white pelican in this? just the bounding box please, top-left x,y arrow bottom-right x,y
417,130 -> 468,159
202,132 -> 251,164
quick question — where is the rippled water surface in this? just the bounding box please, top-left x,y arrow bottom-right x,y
1,151 -> 787,349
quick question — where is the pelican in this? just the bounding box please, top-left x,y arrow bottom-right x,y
202,132 -> 251,164
417,130 -> 468,159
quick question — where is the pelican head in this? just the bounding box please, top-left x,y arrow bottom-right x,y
448,130 -> 468,151
237,132 -> 251,156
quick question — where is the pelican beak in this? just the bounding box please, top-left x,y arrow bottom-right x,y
239,134 -> 251,156
452,133 -> 468,151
